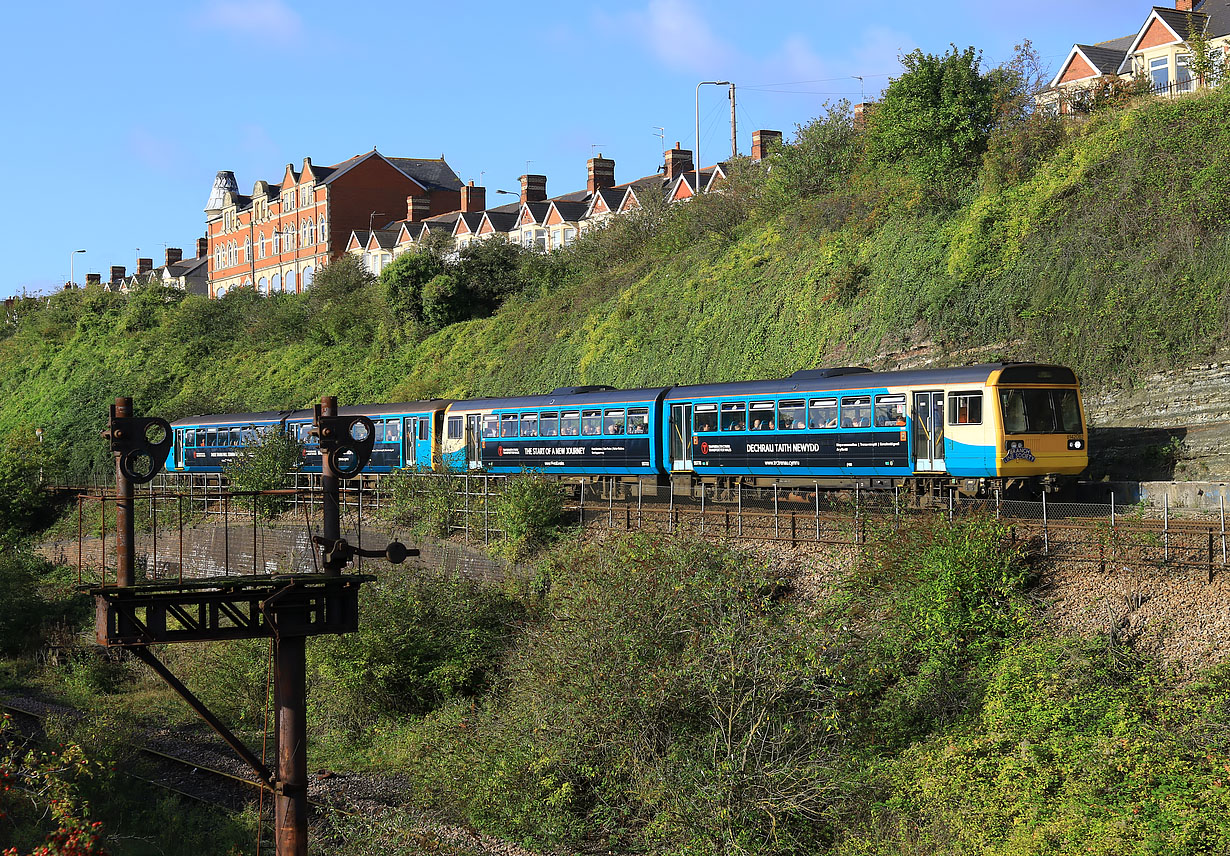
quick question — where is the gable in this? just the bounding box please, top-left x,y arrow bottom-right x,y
671,177 -> 694,201
544,205 -> 564,226
478,217 -> 496,236
455,216 -> 473,236
282,164 -> 299,187
1139,16 -> 1181,50
620,191 -> 640,212
520,207 -> 536,226
591,195 -> 609,215
346,233 -> 363,251
365,233 -> 383,251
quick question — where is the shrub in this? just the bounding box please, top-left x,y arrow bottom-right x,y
491,471 -> 564,558
222,428 -> 303,519
385,468 -> 464,538
761,101 -> 860,206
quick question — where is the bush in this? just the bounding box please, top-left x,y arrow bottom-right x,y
385,468 -> 464,538
222,428 -> 303,519
0,552 -> 54,656
491,471 -> 564,558
761,101 -> 860,206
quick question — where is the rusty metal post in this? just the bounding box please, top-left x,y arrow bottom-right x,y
114,397 -> 135,587
320,396 -> 341,576
274,633 -> 308,856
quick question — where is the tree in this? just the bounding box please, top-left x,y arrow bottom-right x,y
379,249 -> 446,326
866,45 -> 998,182
223,428 -> 303,519
1184,13 -> 1220,88
305,254 -> 383,346
760,100 -> 860,205
421,273 -> 464,330
453,239 -> 527,317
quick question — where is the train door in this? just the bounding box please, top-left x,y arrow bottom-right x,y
912,391 -> 946,472
669,403 -> 693,471
466,415 -> 482,469
173,429 -> 184,470
403,417 -> 417,468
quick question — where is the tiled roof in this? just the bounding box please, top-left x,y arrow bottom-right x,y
1078,43 -> 1130,75
386,157 -> 463,192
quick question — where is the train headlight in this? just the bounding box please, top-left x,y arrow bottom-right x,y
1068,438 -> 1084,450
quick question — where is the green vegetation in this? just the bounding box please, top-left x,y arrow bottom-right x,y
222,427 -> 303,518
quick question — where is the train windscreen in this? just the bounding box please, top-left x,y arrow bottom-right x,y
999,388 -> 1082,434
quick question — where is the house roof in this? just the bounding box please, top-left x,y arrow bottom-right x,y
1079,42 -> 1133,75
548,200 -> 589,223
386,157 -> 463,192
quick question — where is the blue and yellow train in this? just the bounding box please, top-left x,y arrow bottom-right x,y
165,363 -> 1088,495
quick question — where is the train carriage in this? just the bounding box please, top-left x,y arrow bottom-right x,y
660,363 -> 1087,493
441,386 -> 669,477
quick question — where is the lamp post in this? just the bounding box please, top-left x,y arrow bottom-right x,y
695,80 -> 730,198
69,248 -> 86,288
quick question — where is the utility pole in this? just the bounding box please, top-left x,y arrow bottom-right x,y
729,83 -> 737,158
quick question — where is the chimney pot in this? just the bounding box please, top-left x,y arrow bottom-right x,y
460,182 -> 487,213
664,144 -> 694,179
587,154 -> 616,193
407,195 -> 432,222
519,174 -> 548,203
751,129 -> 783,161
165,247 -> 183,266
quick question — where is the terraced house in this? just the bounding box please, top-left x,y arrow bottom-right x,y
204,150 -> 463,297
1044,0 -> 1230,113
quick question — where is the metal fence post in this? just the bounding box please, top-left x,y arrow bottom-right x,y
737,482 -> 742,538
637,477 -> 643,530
1042,490 -> 1049,555
668,480 -> 674,534
608,478 -> 614,529
815,484 -> 821,542
700,484 -> 705,536
484,475 -> 490,545
995,488 -> 1000,520
465,474 -> 470,544
894,484 -> 899,529
1163,492 -> 1169,563
948,488 -> 953,523
774,483 -> 779,539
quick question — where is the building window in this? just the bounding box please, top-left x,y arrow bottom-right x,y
228,242 -> 237,267
302,218 -> 313,246
302,265 -> 313,287
563,227 -> 576,246
286,269 -> 296,293
1177,53 -> 1194,91
258,231 -> 267,259
271,273 -> 281,293
258,276 -> 267,293
283,192 -> 295,212
243,237 -> 251,263
284,227 -> 295,252
318,219 -> 327,245
272,230 -> 281,254
1150,56 -> 1169,91
214,244 -> 223,269
300,185 -> 313,207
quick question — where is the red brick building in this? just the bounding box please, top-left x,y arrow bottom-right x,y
205,149 -> 462,297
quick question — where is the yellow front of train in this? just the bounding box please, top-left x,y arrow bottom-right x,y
988,364 -> 1089,480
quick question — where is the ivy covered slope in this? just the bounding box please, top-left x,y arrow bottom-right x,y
3,47 -> 1230,469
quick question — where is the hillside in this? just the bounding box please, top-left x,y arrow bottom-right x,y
4,79 -> 1230,477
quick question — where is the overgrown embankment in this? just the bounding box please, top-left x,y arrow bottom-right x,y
4,79 -> 1230,478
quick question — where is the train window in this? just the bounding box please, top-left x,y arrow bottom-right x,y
720,402 -> 746,431
604,409 -> 625,434
560,411 -> 580,436
186,429 -> 196,446
481,416 -> 499,439
228,428 -> 241,446
875,395 -> 908,427
204,429 -> 216,446
581,410 -> 602,436
384,420 -> 400,442
1056,390 -> 1082,433
521,413 -> 539,438
627,408 -> 649,435
750,401 -> 775,431
694,404 -> 718,433
447,416 -> 463,440
540,412 -> 559,437
809,399 -> 838,429
948,392 -> 983,425
241,427 -> 255,444
500,414 -> 519,438
418,419 -> 430,441
779,400 -> 805,430
841,397 -> 872,429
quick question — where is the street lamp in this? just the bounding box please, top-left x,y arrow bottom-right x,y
695,81 -> 730,199
68,249 -> 86,288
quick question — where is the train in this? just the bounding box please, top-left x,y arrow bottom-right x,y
164,362 -> 1088,496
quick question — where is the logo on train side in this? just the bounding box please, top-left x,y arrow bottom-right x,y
1003,443 -> 1036,463
701,441 -> 709,455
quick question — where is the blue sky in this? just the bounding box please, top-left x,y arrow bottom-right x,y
0,0 -> 1153,297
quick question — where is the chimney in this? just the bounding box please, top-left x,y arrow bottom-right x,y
750,130 -> 783,161
664,143 -> 693,180
137,258 -> 153,276
1175,0 -> 1195,10
197,237 -> 209,258
407,195 -> 432,222
587,154 -> 616,193
85,273 -> 101,286
165,247 -> 183,266
520,174 -> 547,204
110,265 -> 126,286
853,103 -> 871,131
460,181 -> 486,213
